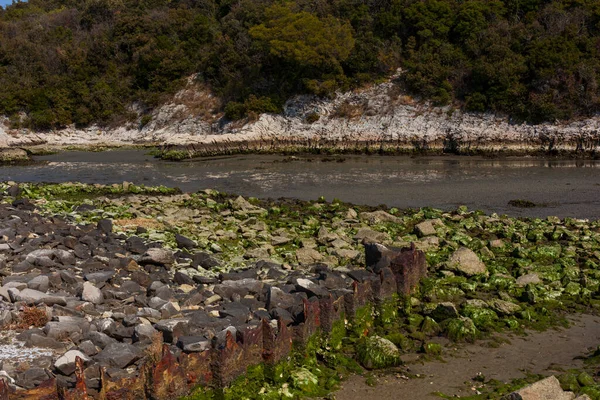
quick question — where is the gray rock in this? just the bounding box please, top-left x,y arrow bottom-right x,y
44,321 -> 83,340
213,279 -> 264,299
295,248 -> 323,265
155,318 -> 189,343
16,368 -> 50,389
139,248 -> 175,267
415,220 -> 437,237
85,271 -> 115,284
295,278 -> 329,298
78,340 -> 98,356
82,282 -> 104,305
94,342 -> 142,369
359,210 -> 401,224
27,276 -> 49,292
0,310 -> 12,327
489,299 -> 522,315
133,324 -> 158,343
85,331 -> 115,349
516,273 -> 542,287
447,247 -> 488,276
25,334 -> 67,351
177,336 -> 211,352
54,350 -> 90,375
502,376 -> 575,400
17,288 -> 67,306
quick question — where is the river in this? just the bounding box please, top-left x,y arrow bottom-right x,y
1,150 -> 599,219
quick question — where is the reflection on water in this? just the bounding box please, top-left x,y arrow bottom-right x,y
0,150 -> 599,219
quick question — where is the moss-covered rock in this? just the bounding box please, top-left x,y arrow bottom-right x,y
421,342 -> 442,356
356,336 -> 401,369
444,317 -> 478,342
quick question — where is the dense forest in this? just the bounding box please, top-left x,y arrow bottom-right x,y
0,0 -> 599,130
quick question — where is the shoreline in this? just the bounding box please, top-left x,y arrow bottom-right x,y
1,79 -> 599,160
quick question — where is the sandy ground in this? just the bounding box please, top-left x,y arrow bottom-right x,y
336,314 -> 600,399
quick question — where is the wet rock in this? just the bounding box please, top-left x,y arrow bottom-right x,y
447,247 -> 488,277
94,342 -> 142,369
82,282 -> 104,305
54,350 -> 90,375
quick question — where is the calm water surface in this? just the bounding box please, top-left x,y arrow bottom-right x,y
1,150 -> 599,219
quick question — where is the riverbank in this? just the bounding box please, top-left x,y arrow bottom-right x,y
1,79 -> 600,158
0,182 -> 598,399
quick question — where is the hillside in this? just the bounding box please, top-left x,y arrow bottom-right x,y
1,0 -> 600,131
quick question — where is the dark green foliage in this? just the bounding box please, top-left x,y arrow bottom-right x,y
1,0 -> 600,127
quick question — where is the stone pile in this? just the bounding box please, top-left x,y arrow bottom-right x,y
0,200 -> 427,399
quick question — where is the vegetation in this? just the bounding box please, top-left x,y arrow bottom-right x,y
1,0 -> 599,129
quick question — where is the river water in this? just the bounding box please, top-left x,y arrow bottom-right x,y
1,150 -> 599,219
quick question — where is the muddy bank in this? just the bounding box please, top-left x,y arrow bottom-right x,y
1,79 -> 600,156
337,313 -> 600,399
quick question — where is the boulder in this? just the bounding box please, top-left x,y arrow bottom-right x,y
356,336 -> 401,369
94,342 -> 142,369
16,288 -> 67,306
502,376 -> 575,400
447,247 -> 488,276
54,350 -> 90,375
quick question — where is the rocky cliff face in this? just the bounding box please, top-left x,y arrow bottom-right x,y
1,78 -> 600,153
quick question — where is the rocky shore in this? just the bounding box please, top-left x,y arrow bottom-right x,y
0,182 -> 598,399
1,79 -> 600,157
